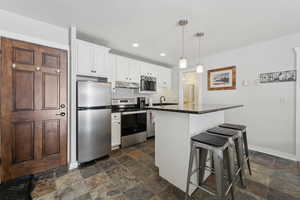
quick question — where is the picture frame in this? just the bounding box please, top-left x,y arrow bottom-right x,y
259,70 -> 296,83
208,66 -> 236,90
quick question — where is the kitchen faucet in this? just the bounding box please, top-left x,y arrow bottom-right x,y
160,96 -> 166,105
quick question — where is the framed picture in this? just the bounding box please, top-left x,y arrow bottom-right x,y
259,70 -> 296,83
208,66 -> 236,90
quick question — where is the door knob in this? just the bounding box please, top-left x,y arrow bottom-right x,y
56,112 -> 66,116
36,67 -> 41,71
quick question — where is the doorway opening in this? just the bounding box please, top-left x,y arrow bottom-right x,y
180,70 -> 203,106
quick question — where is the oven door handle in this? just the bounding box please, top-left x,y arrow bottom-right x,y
122,110 -> 147,115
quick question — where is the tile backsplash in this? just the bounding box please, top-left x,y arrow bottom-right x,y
112,88 -> 178,104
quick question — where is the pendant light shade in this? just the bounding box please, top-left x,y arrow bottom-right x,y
178,19 -> 188,69
195,32 -> 204,73
179,57 -> 187,69
196,64 -> 204,73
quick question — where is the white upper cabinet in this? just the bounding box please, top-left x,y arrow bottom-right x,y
76,39 -> 110,78
115,55 -> 140,83
115,55 -> 129,82
143,63 -> 172,89
140,62 -> 157,77
110,54 -> 172,89
128,59 -> 141,83
158,67 -> 172,88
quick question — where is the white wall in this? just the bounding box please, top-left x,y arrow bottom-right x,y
201,33 -> 300,159
295,47 -> 300,161
0,9 -> 69,49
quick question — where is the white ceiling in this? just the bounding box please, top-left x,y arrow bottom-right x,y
1,0 -> 300,67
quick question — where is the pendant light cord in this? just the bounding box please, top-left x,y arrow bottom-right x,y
198,36 -> 201,63
182,25 -> 185,58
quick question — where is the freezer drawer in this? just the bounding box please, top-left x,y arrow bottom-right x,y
77,109 -> 111,163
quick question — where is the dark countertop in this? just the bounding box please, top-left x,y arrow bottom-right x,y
147,104 -> 243,114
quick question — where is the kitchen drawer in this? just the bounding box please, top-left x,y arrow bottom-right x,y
112,112 -> 121,121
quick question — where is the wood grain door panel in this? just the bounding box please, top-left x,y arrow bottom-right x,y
13,70 -> 35,111
42,53 -> 60,68
42,72 -> 60,110
43,119 -> 60,157
12,122 -> 35,163
13,47 -> 35,65
0,38 -> 68,181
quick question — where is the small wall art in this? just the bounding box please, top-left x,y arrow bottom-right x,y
259,70 -> 296,83
208,66 -> 236,90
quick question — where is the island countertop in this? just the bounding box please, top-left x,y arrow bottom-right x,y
147,104 -> 243,114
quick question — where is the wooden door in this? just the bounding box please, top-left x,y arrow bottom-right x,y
0,38 -> 68,181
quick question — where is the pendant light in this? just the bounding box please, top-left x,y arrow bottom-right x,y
195,32 -> 204,73
178,19 -> 188,69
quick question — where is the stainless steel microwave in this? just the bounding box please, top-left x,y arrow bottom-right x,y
140,75 -> 157,93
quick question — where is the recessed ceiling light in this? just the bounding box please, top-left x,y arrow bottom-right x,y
160,53 -> 166,57
132,43 -> 139,47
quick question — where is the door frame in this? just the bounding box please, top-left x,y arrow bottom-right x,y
295,47 -> 300,162
178,67 -> 203,106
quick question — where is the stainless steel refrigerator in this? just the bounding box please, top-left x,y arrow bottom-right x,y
77,81 -> 111,163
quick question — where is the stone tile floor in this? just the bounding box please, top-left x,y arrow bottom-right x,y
27,139 -> 300,199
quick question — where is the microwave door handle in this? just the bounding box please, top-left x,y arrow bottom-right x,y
151,81 -> 155,91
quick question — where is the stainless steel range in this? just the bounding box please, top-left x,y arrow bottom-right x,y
112,98 -> 147,148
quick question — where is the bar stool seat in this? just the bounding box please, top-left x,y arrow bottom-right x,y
220,123 -> 246,131
207,127 -> 237,137
192,133 -> 228,147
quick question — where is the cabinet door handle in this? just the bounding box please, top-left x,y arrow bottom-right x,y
91,70 -> 96,73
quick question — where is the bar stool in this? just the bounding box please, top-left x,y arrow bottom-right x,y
207,127 -> 246,187
185,132 -> 235,200
219,123 -> 252,175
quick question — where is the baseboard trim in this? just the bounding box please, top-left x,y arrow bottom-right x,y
249,145 -> 297,161
69,161 -> 79,170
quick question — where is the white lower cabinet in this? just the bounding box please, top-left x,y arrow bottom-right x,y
111,113 -> 121,149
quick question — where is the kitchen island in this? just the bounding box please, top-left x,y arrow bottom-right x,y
148,104 -> 243,193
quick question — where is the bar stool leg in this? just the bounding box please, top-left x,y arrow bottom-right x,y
198,148 -> 208,185
185,142 -> 196,200
226,145 -> 235,200
242,131 -> 252,175
214,150 -> 225,200
210,151 -> 215,171
234,137 -> 246,187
